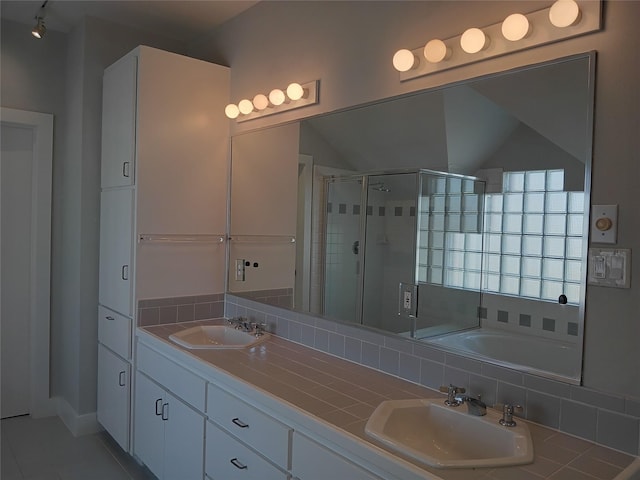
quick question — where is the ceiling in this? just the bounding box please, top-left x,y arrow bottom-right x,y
0,1 -> 258,44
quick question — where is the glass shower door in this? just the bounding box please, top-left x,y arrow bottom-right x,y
322,177 -> 363,324
361,173 -> 419,333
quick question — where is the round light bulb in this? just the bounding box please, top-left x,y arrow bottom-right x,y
392,49 -> 418,72
502,13 -> 531,41
549,0 -> 581,28
224,104 -> 240,119
269,88 -> 286,106
286,82 -> 305,101
423,39 -> 450,64
460,28 -> 488,54
252,94 -> 269,111
238,99 -> 254,115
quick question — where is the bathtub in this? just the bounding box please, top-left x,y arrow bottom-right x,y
425,328 -> 582,383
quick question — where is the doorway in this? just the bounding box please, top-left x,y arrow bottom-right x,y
1,107 -> 54,418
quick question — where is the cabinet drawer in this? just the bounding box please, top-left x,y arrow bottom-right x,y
137,342 -> 206,412
207,383 -> 291,469
206,421 -> 288,480
98,305 -> 131,359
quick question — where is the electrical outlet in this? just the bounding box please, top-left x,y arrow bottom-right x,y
398,282 -> 418,317
403,291 -> 412,310
235,259 -> 245,281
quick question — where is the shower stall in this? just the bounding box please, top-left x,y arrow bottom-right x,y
321,169 -> 485,339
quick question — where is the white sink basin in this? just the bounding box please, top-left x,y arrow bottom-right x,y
365,398 -> 533,469
169,325 -> 269,349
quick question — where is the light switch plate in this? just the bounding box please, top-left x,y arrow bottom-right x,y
591,204 -> 617,244
587,248 -> 631,288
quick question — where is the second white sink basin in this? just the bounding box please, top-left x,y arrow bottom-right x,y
365,398 -> 533,469
169,325 -> 269,349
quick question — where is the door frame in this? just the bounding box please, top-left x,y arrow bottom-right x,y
1,107 -> 55,417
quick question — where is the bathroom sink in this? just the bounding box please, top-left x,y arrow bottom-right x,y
168,325 -> 269,349
365,398 -> 533,469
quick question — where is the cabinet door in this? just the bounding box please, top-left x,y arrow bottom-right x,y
292,433 -> 381,480
101,54 -> 137,188
134,373 -> 165,479
163,391 -> 205,480
99,188 -> 134,316
97,345 -> 130,451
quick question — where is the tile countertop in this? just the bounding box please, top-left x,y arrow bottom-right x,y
141,320 -> 638,480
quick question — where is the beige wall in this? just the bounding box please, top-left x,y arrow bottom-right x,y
192,0 -> 640,398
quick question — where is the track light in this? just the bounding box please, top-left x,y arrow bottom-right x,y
31,1 -> 48,39
32,17 -> 46,38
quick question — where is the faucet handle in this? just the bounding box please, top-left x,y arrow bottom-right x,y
251,322 -> 267,336
497,403 -> 523,427
440,384 -> 466,406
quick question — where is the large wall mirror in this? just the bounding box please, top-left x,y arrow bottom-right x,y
228,52 -> 595,385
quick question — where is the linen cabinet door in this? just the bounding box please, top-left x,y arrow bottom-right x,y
98,188 -> 134,316
96,345 -> 130,451
133,373 -> 165,479
101,53 -> 137,188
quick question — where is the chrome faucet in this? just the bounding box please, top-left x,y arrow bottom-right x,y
439,384 -> 487,416
455,395 -> 487,416
227,316 -> 251,332
227,317 -> 267,337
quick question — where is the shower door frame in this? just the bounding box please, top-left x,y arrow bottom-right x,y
321,169 -> 424,327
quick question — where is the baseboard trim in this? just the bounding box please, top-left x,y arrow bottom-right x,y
56,397 -> 103,436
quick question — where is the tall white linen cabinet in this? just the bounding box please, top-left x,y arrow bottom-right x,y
97,46 -> 230,452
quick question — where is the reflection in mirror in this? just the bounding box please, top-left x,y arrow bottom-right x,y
228,53 -> 594,384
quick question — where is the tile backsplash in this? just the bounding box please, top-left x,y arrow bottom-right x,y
138,293 -> 224,326
226,293 -> 640,456
231,288 -> 293,309
482,292 -> 581,343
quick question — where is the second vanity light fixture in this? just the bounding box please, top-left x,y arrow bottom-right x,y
225,80 -> 319,122
393,0 -> 601,81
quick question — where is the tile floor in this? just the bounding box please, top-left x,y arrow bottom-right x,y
1,415 -> 156,480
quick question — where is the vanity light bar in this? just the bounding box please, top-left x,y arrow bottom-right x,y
225,80 -> 319,122
393,0 -> 601,82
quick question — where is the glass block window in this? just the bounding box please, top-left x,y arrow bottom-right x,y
482,170 -> 584,305
417,169 -> 585,306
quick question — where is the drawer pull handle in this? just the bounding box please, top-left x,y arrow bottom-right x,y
161,402 -> 169,421
121,265 -> 129,281
232,418 -> 249,428
155,398 -> 163,416
122,161 -> 130,178
105,316 -> 115,321
118,371 -> 126,387
230,458 -> 248,470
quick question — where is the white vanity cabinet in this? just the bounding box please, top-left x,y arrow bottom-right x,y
291,432 -> 383,480
134,372 -> 205,480
205,383 -> 292,479
134,342 -> 207,480
97,45 -> 229,452
206,422 -> 289,480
